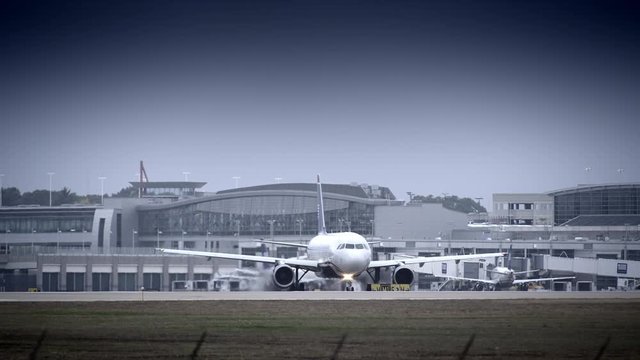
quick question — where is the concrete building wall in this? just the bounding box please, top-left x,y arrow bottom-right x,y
35,253 -> 218,291
103,198 -> 145,249
375,203 -> 468,240
493,193 -> 554,225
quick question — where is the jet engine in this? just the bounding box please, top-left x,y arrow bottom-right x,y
272,264 -> 295,289
393,266 -> 415,285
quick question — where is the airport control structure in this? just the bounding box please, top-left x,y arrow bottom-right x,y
0,174 -> 639,292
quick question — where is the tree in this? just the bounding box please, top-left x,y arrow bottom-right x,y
1,187 -> 21,206
21,190 -> 50,206
54,187 -> 79,205
83,195 -> 103,204
2,187 -> 91,206
112,186 -> 137,198
412,193 -> 486,213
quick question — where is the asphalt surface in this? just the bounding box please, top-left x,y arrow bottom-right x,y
1,290 -> 639,301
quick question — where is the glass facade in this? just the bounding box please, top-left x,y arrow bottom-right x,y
42,272 -> 59,292
118,273 -> 137,291
92,273 -> 111,291
553,185 -> 640,225
66,273 -> 85,291
0,208 -> 95,233
138,194 -> 375,237
143,273 -> 162,291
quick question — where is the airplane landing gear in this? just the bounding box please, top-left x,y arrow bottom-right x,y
343,281 -> 355,291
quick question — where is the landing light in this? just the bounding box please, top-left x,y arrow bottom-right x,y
342,273 -> 354,281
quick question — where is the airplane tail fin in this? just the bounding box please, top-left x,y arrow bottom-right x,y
316,175 -> 327,234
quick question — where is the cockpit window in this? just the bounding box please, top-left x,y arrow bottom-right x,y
355,244 -> 364,249
345,244 -> 355,249
337,244 -> 345,250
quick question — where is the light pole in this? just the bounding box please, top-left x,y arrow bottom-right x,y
132,229 -> 137,252
98,177 -> 106,205
267,220 -> 276,240
267,220 -> 276,256
617,168 -> 624,182
5,229 -> 11,255
0,174 -> 4,207
47,172 -> 55,206
232,176 -> 240,189
57,229 -> 61,253
206,231 -> 211,250
584,167 -> 592,184
180,230 -> 187,249
182,171 -> 191,181
274,177 -> 282,184
370,219 -> 375,238
296,219 -> 304,240
156,229 -> 162,248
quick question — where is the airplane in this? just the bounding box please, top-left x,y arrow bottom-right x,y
440,245 -> 574,290
157,176 -> 506,291
211,268 -> 269,291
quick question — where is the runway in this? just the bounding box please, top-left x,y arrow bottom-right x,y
2,290 -> 640,302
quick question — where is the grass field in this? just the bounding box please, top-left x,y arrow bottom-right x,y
1,299 -> 640,359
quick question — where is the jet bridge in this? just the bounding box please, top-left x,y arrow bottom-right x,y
534,254 -> 640,290
534,255 -> 640,278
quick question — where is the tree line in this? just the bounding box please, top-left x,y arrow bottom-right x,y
0,186 -> 137,207
410,194 -> 486,214
1,186 -> 485,213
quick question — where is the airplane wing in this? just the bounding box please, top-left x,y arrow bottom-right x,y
512,276 -> 575,285
258,240 -> 309,249
440,276 -> 498,285
368,252 -> 506,269
485,268 -> 540,276
157,248 -> 321,271
512,269 -> 540,276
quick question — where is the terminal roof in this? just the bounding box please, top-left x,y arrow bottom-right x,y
218,183 -> 377,199
129,182 -> 207,189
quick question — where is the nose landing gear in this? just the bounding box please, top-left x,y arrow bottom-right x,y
343,281 -> 355,291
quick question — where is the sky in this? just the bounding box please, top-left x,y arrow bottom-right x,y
1,0 -> 639,206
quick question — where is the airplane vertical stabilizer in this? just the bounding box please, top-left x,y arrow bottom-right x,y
316,175 -> 327,234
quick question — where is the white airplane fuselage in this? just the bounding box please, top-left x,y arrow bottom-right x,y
489,266 -> 516,286
307,231 -> 372,278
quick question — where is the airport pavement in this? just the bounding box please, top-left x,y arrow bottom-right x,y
1,290 -> 640,302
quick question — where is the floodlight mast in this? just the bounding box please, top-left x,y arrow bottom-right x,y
47,172 -> 55,207
0,174 -> 4,207
98,177 -> 106,205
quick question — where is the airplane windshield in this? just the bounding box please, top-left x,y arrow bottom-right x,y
338,243 -> 368,250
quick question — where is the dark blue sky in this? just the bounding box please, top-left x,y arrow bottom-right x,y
1,0 -> 638,205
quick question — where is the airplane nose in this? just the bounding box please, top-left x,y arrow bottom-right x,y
335,251 -> 369,274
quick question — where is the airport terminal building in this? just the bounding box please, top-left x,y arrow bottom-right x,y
1,181 -> 639,292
